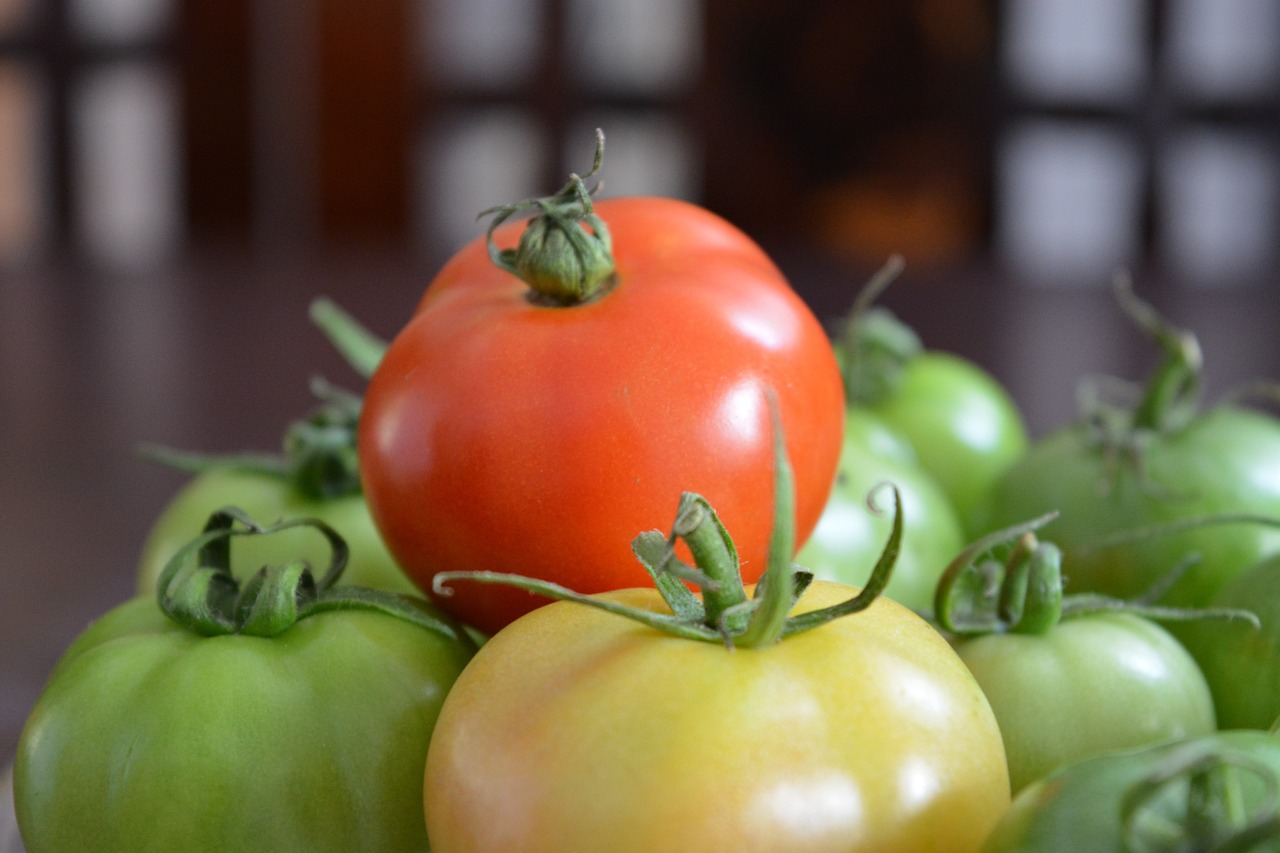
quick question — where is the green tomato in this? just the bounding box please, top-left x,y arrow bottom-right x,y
1176,553 -> 1280,730
137,468 -> 418,596
981,730 -> 1280,852
16,513 -> 476,853
973,405 -> 1280,607
955,612 -> 1216,793
799,410 -> 966,612
861,350 -> 1029,528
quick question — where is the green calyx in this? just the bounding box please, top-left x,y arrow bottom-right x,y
835,255 -> 924,406
480,129 -> 616,306
1079,273 -> 1204,455
433,395 -> 904,649
156,506 -> 472,644
1122,740 -> 1280,852
138,378 -> 366,501
933,514 -> 1260,637
140,298 -> 392,502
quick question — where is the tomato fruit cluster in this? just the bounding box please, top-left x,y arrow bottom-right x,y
15,136 -> 1280,853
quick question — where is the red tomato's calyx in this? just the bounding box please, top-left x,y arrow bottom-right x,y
1120,740 -> 1280,851
480,128 -> 616,306
434,401 -> 903,648
835,255 -> 924,406
933,513 -> 1259,638
155,506 -> 475,644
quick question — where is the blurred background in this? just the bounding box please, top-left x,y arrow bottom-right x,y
4,0 -> 1280,762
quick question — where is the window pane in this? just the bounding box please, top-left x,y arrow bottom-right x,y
70,0 -> 172,42
419,0 -> 540,87
567,0 -> 701,93
568,114 -> 699,201
0,62 -> 47,265
72,63 -> 182,269
1158,129 -> 1277,284
1165,0 -> 1280,101
996,120 -> 1144,283
1002,0 -> 1147,104
419,109 -> 547,256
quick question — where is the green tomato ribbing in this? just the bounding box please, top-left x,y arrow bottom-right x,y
480,129 -> 616,306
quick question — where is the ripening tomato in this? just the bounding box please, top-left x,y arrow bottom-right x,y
423,581 -> 1010,853
359,182 -> 845,634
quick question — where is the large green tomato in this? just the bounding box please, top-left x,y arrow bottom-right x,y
1177,553 -> 1280,730
971,283 -> 1280,607
799,409 -> 966,612
981,730 -> 1280,852
974,404 -> 1280,606
16,513 -> 476,853
137,468 -> 416,595
954,612 -> 1215,793
424,581 -> 1010,853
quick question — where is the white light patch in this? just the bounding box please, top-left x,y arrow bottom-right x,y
897,756 -> 943,811
753,773 -> 863,840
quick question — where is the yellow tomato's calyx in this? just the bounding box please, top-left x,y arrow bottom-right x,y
136,377 -> 366,501
434,393 -> 905,648
836,255 -> 924,407
933,512 -> 1261,638
481,128 -> 616,306
156,507 -> 475,645
1120,740 -> 1280,850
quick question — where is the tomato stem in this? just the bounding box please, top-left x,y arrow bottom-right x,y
309,297 -> 388,379
933,513 -> 1260,636
137,379 -> 366,501
835,256 -> 924,406
155,507 -> 474,644
432,392 -> 904,648
1120,741 -> 1280,851
1113,272 -> 1203,434
479,129 -> 616,306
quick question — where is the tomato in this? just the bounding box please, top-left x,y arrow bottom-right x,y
15,510 -> 476,853
137,381 -> 417,596
424,579 -> 1009,853
423,420 -> 1008,853
137,468 -> 416,596
933,518 -> 1216,794
798,408 -> 965,612
1176,553 -> 1280,730
980,730 -> 1280,852
971,281 -> 1280,607
835,258 -> 1028,527
359,160 -> 845,634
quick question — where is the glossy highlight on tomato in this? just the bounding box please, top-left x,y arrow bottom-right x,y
359,196 -> 846,634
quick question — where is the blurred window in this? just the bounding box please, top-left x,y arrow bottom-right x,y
997,0 -> 1280,286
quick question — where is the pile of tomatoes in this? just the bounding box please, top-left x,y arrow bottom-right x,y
14,141 -> 1280,852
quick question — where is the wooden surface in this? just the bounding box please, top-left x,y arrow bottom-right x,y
3,248 -> 1278,762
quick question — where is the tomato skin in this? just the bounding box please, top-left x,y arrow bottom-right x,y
972,405 -> 1280,606
863,351 -> 1028,530
424,580 -> 1010,853
1176,554 -> 1280,730
15,596 -> 474,853
799,409 -> 965,612
136,469 -> 417,596
359,197 -> 846,634
953,612 -> 1216,793
979,730 -> 1280,853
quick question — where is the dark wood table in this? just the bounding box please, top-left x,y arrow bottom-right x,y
3,248 -> 1278,762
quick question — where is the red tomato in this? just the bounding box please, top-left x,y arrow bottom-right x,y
359,196 -> 845,633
